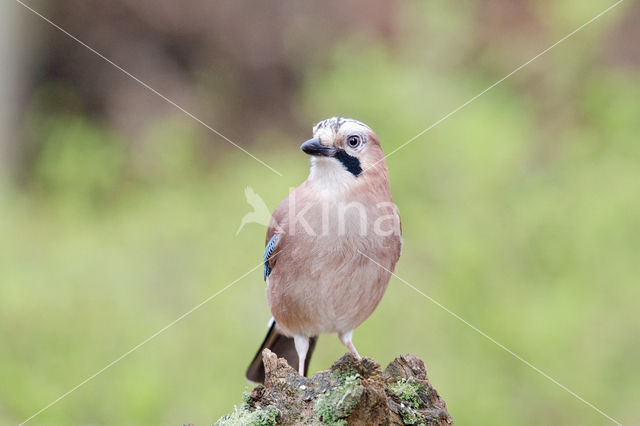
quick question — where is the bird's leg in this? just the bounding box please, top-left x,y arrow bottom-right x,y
293,335 -> 309,376
338,330 -> 360,359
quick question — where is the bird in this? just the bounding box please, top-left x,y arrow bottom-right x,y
246,117 -> 402,383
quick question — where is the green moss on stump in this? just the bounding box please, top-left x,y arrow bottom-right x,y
314,374 -> 364,425
214,405 -> 280,426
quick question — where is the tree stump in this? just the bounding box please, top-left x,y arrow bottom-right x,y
215,349 -> 453,425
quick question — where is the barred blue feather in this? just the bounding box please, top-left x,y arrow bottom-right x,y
263,234 -> 279,280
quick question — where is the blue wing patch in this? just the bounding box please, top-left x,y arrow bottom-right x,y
263,234 -> 280,281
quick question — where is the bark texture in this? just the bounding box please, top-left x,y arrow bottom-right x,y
215,349 -> 453,425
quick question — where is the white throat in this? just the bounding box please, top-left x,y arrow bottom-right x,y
309,157 -> 355,195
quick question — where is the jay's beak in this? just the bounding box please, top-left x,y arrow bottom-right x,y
300,138 -> 336,157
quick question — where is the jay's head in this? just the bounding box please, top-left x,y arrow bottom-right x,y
301,117 -> 387,189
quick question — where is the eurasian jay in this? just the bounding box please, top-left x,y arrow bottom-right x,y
246,117 -> 402,383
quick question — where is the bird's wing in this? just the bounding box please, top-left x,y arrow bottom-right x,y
263,186 -> 299,280
263,234 -> 280,281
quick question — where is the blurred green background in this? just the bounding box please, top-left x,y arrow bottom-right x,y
1,0 -> 639,425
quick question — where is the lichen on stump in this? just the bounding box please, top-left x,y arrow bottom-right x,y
214,349 -> 453,425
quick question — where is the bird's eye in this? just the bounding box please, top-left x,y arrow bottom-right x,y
347,135 -> 361,148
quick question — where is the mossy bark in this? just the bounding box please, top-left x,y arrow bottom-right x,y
215,350 -> 453,425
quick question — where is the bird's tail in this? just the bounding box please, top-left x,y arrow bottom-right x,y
246,320 -> 317,383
